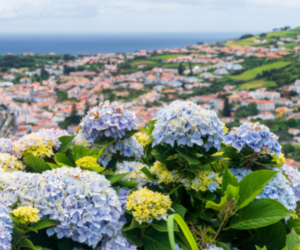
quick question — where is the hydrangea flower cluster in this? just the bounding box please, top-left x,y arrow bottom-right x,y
115,161 -> 149,188
73,130 -> 91,148
152,100 -> 225,151
181,170 -> 222,193
0,153 -> 24,172
12,206 -> 40,226
75,156 -> 101,169
272,153 -> 285,166
99,137 -> 143,167
0,167 -> 122,248
220,122 -> 228,135
134,132 -> 152,147
99,231 -> 137,250
229,168 -> 296,211
150,162 -> 222,192
280,165 -> 300,202
150,162 -> 181,184
224,122 -> 281,157
13,128 -> 69,159
0,201 -> 13,250
0,138 -> 14,155
126,187 -> 172,224
80,101 -> 138,143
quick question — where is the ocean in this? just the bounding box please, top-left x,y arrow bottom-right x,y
0,32 -> 248,56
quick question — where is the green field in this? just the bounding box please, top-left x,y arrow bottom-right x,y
230,61 -> 292,82
150,53 -> 187,60
235,79 -> 277,90
130,60 -> 158,66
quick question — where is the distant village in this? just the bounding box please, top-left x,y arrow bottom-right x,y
1,28 -> 300,167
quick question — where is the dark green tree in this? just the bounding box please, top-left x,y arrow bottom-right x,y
178,62 -> 185,75
85,101 -> 91,114
287,118 -> 297,128
188,61 -> 193,76
222,98 -> 231,117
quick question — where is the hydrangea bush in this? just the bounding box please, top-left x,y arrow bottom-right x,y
1,100 -> 300,250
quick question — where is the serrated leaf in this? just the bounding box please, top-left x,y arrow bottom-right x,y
54,153 -> 73,167
47,162 -> 60,169
119,180 -> 139,188
228,199 -> 292,230
26,219 -> 59,232
70,145 -> 89,160
238,170 -> 278,209
141,167 -> 158,181
287,229 -> 299,250
170,204 -> 187,219
106,173 -> 128,184
151,219 -> 179,232
176,148 -> 200,165
18,238 -> 36,250
187,190 -> 216,201
222,167 -> 239,192
80,166 -> 105,173
57,136 -> 75,153
93,137 -> 116,148
138,126 -> 151,136
122,218 -> 144,232
124,130 -> 139,139
126,229 -> 145,247
23,155 -> 50,173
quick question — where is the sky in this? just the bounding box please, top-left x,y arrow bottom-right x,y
0,0 -> 300,33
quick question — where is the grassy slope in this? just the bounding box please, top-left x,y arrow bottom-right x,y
235,79 -> 277,90
150,53 -> 187,60
230,61 -> 292,81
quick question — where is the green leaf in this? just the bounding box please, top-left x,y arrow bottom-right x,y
57,136 -> 75,153
167,214 -> 198,250
256,246 -> 267,250
122,218 -> 144,232
106,173 -> 128,184
176,148 -> 200,165
292,244 -> 300,250
94,137 -> 116,148
185,213 -> 197,224
144,229 -> 173,250
238,170 -> 278,209
201,155 -> 226,165
138,126 -> 152,136
54,153 -> 73,167
141,167 -> 158,182
206,184 -> 239,211
124,130 -> 139,138
286,218 -> 300,228
170,204 -> 187,219
228,199 -> 292,230
70,145 -> 89,160
12,226 -> 26,243
253,222 -> 286,250
46,162 -> 60,169
222,167 -> 239,192
18,238 -> 36,250
23,155 -> 50,173
286,229 -> 299,250
168,184 -> 183,195
187,190 -> 216,202
126,229 -> 145,247
216,241 -> 231,250
119,180 -> 139,188
26,219 -> 59,232
152,149 -> 168,164
57,238 -> 76,250
80,166 -> 105,173
147,119 -> 156,134
151,219 -> 179,232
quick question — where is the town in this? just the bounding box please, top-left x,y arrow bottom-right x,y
1,27 -> 300,167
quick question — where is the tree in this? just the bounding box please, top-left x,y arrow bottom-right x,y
259,33 -> 267,38
178,62 -> 185,75
85,101 -> 91,114
240,34 -> 253,40
287,118 -> 297,128
188,61 -> 193,76
71,104 -> 77,117
40,64 -> 50,80
222,98 -> 231,117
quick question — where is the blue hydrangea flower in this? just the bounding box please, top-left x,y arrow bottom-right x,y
229,168 -> 296,211
0,138 -> 14,155
280,165 -> 300,202
36,128 -> 69,149
152,100 -> 224,151
0,167 -> 122,248
99,231 -> 137,250
224,122 -> 281,157
175,243 -> 184,250
80,101 -> 138,143
0,201 -> 13,250
99,137 -> 143,167
204,245 -> 224,250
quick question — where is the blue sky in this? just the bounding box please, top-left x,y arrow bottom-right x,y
0,0 -> 299,33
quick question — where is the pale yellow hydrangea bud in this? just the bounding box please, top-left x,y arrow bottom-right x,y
12,206 -> 40,226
